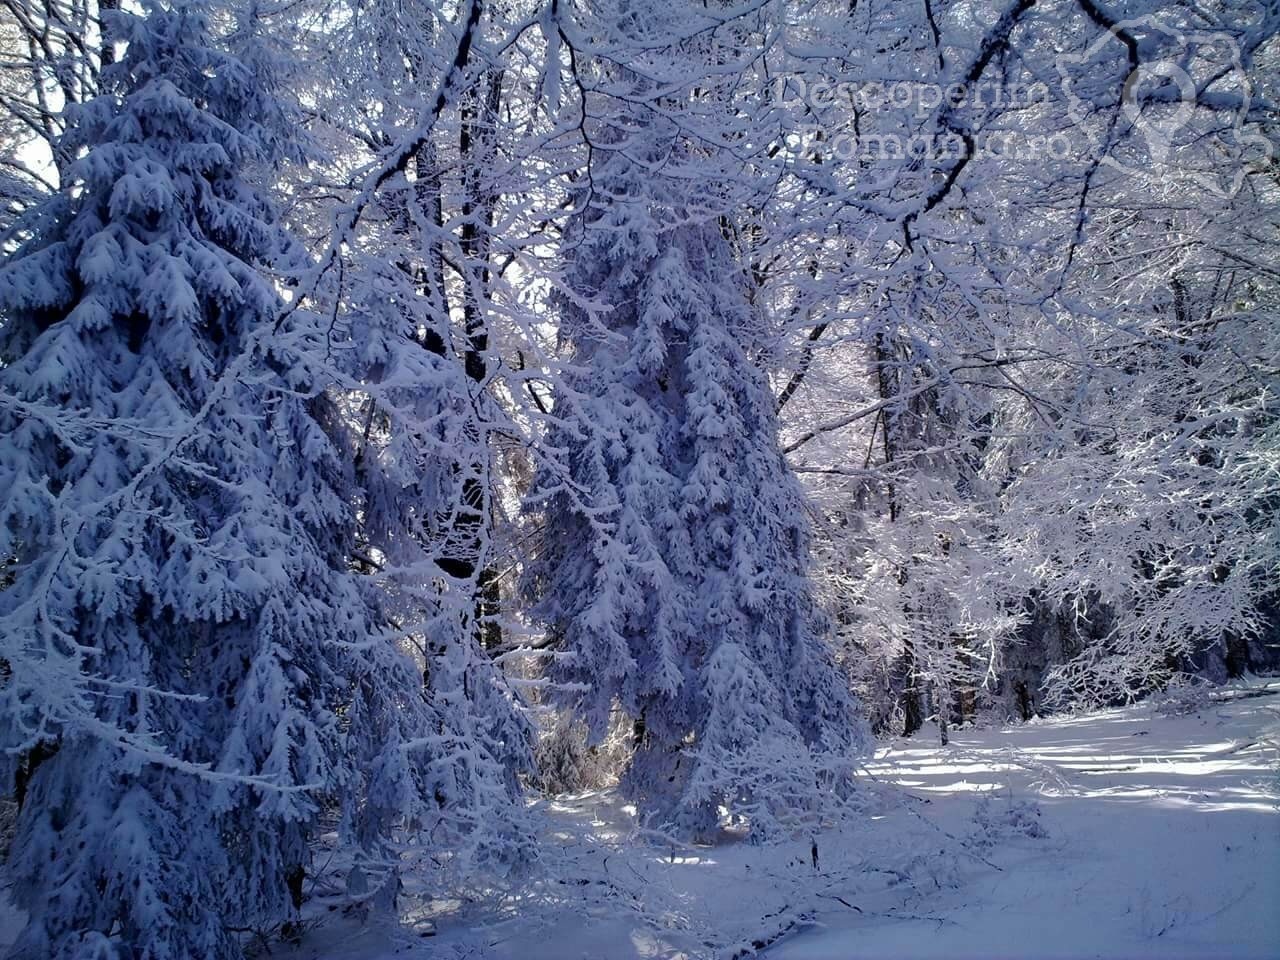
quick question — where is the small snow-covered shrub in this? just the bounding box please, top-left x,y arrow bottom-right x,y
1152,677 -> 1214,717
968,793 -> 1048,851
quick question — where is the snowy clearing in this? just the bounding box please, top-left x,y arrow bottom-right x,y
258,679 -> 1280,960
770,683 -> 1280,960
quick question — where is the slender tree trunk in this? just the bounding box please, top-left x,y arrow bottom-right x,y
455,69 -> 505,652
875,330 -> 925,737
410,70 -> 505,653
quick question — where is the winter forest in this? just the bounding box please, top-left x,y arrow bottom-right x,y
0,0 -> 1277,957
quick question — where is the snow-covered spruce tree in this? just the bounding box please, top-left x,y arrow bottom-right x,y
0,3 -> 438,955
524,112 -> 866,839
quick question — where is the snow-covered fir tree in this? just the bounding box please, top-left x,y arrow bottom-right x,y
0,2 -> 486,954
524,108 -> 867,839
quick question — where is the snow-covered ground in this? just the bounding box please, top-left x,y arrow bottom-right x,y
6,680 -> 1277,960
771,681 -> 1280,960
326,679 -> 1279,960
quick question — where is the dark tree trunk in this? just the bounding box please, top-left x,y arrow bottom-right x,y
901,644 -> 924,738
1015,680 -> 1035,722
1224,631 -> 1250,678
281,864 -> 306,944
874,331 -> 927,739
13,739 -> 58,811
936,686 -> 949,746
